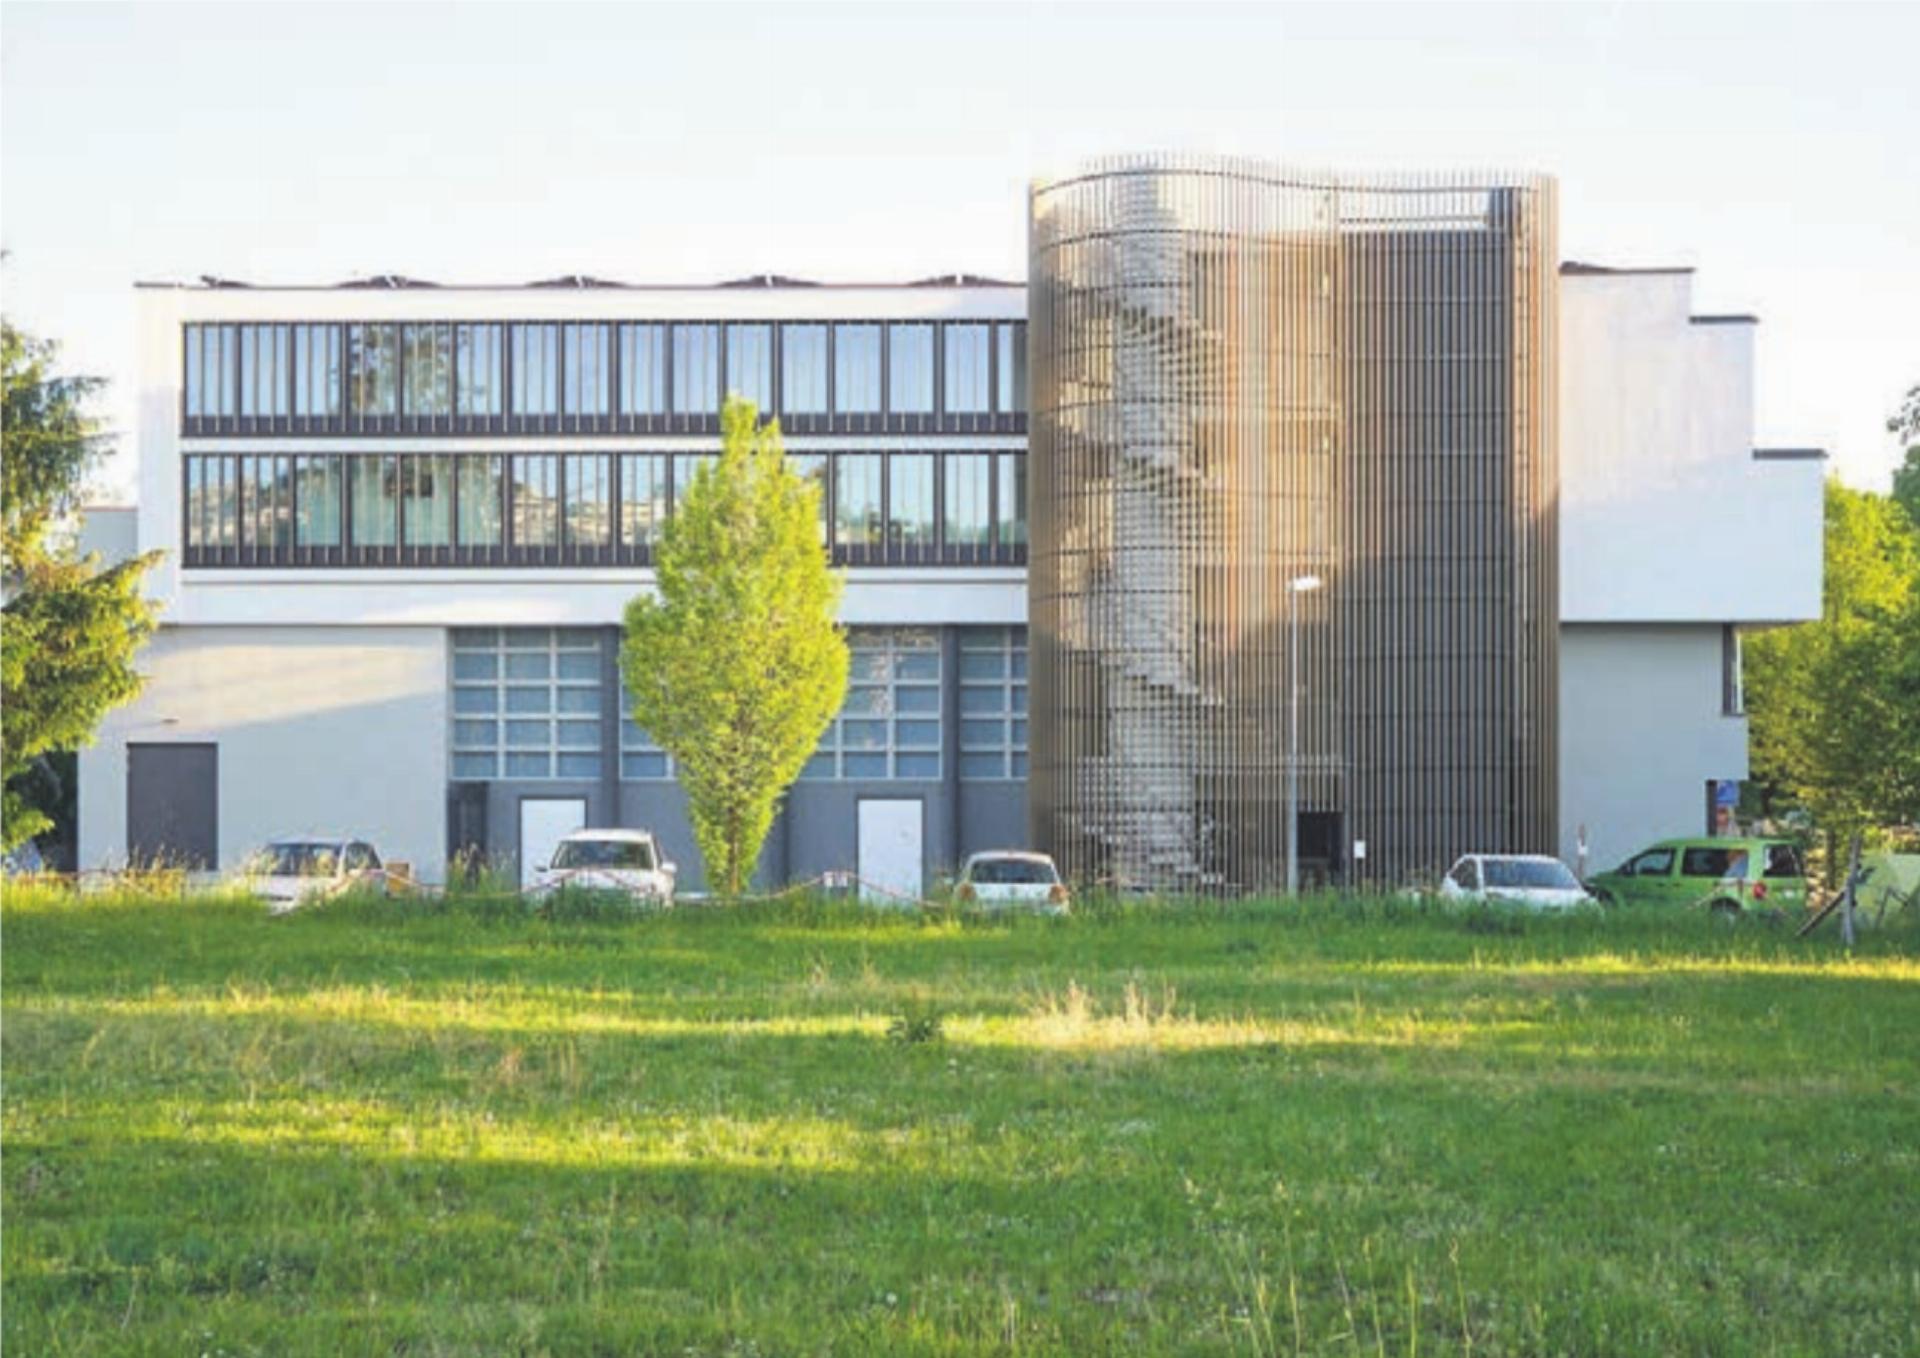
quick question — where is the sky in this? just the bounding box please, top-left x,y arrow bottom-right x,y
3,1 -> 1915,497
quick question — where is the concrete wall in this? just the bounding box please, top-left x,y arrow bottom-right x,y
1557,623 -> 1747,875
78,625 -> 448,878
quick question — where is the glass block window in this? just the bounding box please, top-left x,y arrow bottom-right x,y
959,626 -> 1028,780
450,628 -> 604,780
620,323 -> 667,415
618,685 -> 675,780
944,323 -> 991,413
800,627 -> 941,780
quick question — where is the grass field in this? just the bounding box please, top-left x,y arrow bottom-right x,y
4,885 -> 1917,1357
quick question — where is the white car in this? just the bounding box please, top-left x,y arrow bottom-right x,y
531,828 -> 676,905
1439,853 -> 1591,909
955,851 -> 1070,913
244,837 -> 387,912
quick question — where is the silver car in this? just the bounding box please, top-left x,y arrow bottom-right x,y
531,829 -> 677,905
244,837 -> 387,912
955,851 -> 1070,913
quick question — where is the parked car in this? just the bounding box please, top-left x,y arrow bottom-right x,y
530,828 -> 676,905
243,837 -> 387,912
955,851 -> 1070,913
1439,854 -> 1591,909
1584,837 -> 1807,915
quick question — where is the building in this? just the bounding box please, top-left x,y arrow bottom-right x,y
75,157 -> 1823,892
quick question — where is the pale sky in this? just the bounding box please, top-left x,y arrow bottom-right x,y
3,1 -> 1915,496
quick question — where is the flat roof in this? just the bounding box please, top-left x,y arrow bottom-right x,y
1752,447 -> 1828,461
1559,261 -> 1695,276
135,271 -> 1023,292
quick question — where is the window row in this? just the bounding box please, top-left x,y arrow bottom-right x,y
182,450 -> 1028,565
183,320 -> 1027,425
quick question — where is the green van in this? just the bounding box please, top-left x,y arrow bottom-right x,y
1585,838 -> 1809,915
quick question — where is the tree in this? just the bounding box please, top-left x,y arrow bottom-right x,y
1891,382 -> 1920,527
1,321 -> 159,852
1744,477 -> 1920,871
620,398 -> 848,896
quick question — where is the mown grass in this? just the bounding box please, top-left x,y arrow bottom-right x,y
3,885 -> 1916,1357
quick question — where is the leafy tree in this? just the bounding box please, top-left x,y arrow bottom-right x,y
1891,382 -> 1920,527
620,398 -> 847,896
2,321 -> 159,852
1745,477 -> 1920,872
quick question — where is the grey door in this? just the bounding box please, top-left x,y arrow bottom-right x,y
127,743 -> 218,869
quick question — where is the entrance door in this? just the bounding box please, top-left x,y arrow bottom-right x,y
857,798 -> 923,903
127,743 -> 218,870
519,798 -> 586,890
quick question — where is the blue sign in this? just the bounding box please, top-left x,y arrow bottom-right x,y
1714,779 -> 1739,808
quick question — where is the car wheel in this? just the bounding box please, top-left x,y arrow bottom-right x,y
1591,888 -> 1616,908
1708,898 -> 1741,923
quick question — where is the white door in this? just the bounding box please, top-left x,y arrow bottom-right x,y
519,798 -> 587,890
857,799 -> 923,903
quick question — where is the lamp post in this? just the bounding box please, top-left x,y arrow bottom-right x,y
1286,574 -> 1325,895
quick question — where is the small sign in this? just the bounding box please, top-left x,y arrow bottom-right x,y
821,869 -> 852,890
1714,779 -> 1739,808
1352,840 -> 1367,861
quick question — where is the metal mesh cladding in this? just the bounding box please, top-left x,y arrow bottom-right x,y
1028,155 -> 1559,893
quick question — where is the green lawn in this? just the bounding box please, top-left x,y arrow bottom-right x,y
4,887 -> 1916,1357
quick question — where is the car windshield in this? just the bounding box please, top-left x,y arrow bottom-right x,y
257,843 -> 343,877
970,857 -> 1057,885
1483,858 -> 1579,890
551,839 -> 654,871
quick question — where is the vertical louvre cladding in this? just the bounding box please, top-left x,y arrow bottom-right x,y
1029,155 -> 1558,891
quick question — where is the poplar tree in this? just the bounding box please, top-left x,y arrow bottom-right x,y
620,398 -> 848,896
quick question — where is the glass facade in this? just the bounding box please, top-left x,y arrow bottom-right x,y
781,324 -> 828,413
887,324 -> 934,413
800,628 -> 942,780
619,324 -> 667,415
834,324 -> 882,413
450,629 -> 604,780
454,324 -> 504,417
959,627 -> 1029,780
945,323 -> 991,413
672,324 -> 720,417
725,324 -> 773,409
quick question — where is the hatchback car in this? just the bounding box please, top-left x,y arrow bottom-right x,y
530,828 -> 676,905
243,837 -> 387,912
955,851 -> 1070,913
1439,854 -> 1590,909
1585,837 -> 1807,915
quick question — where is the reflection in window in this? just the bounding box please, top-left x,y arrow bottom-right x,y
944,453 -> 992,548
781,324 -> 827,413
620,324 -> 667,415
349,456 -> 399,546
563,454 -> 611,547
403,324 -> 452,416
295,457 -> 342,547
800,627 -> 942,779
672,455 -> 715,514
725,323 -> 773,410
563,324 -> 612,416
511,455 -> 559,546
457,456 -> 502,547
402,455 -> 453,546
242,455 -> 293,547
887,324 -> 934,413
185,456 -> 238,548
512,324 -> 559,417
945,324 -> 991,413
293,325 -> 342,417
348,325 -> 399,416
996,322 -> 1027,413
835,453 -> 882,548
239,325 -> 291,418
787,453 -> 829,544
834,324 -> 881,413
997,453 -> 1027,547
619,454 -> 669,547
888,453 -> 935,548
672,324 -> 719,415
185,325 -> 236,418
454,324 -> 503,416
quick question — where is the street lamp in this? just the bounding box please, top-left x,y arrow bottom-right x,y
1286,574 -> 1324,895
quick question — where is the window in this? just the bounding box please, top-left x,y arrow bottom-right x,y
787,453 -> 829,544
834,324 -> 881,413
887,323 -> 934,413
238,325 -> 291,418
402,455 -> 453,547
944,454 -> 992,550
619,685 -> 675,779
781,324 -> 827,413
456,456 -> 503,547
193,457 -> 237,546
944,323 -> 991,413
996,322 -> 1027,413
620,324 -> 667,415
672,324 -> 719,415
834,453 -> 882,548
184,325 -> 236,418
619,454 -> 669,547
449,628 -> 603,780
403,323 -> 452,416
1764,845 -> 1802,879
348,325 -> 400,416
563,454 -> 611,547
295,457 -> 343,547
1449,859 -> 1480,891
888,453 -> 935,548
454,324 -> 503,416
801,627 -> 941,779
349,456 -> 398,547
241,455 -> 293,548
672,454 -> 714,514
725,323 -> 773,409
1681,846 -> 1745,879
293,325 -> 342,417
1722,625 -> 1744,716
511,455 -> 559,547
562,324 -> 612,416
511,324 -> 559,416
959,627 -> 1028,779
1627,849 -> 1674,877
996,453 -> 1027,547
